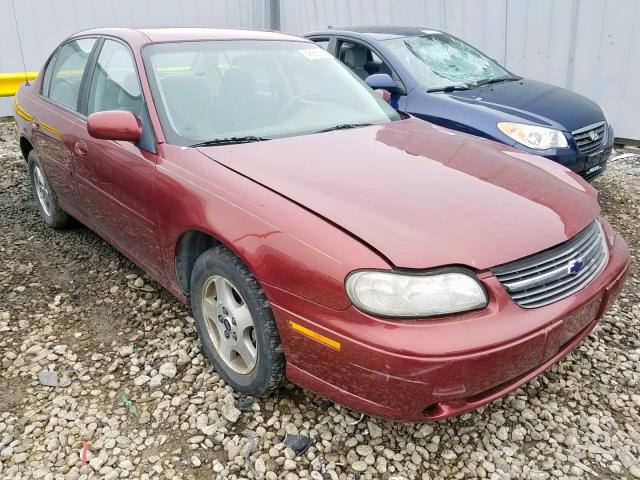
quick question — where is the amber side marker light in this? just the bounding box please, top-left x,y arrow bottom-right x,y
288,321 -> 341,350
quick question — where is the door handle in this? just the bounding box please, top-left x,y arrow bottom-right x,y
74,140 -> 88,157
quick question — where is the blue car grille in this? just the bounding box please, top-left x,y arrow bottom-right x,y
572,121 -> 607,156
491,221 -> 607,308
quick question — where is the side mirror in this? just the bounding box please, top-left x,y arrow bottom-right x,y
365,73 -> 403,94
87,110 -> 142,143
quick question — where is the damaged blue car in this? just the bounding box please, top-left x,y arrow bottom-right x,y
304,26 -> 613,181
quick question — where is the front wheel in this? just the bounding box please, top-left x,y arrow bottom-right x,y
190,245 -> 285,395
28,150 -> 70,229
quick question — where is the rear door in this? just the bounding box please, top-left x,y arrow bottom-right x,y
75,37 -> 164,276
32,37 -> 98,215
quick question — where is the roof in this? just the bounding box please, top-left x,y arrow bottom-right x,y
72,27 -> 307,44
137,27 -> 305,43
340,26 -> 442,36
304,25 -> 443,40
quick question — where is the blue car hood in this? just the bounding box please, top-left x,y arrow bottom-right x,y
446,79 -> 604,132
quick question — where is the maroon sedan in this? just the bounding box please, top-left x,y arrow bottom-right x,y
14,28 -> 629,421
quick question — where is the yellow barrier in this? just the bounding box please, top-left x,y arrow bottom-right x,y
0,67 -> 218,97
0,72 -> 39,97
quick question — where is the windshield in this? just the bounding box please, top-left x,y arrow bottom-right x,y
384,34 -> 514,91
143,40 -> 400,146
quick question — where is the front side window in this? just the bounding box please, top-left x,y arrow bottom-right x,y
385,34 -> 513,90
46,38 -> 96,111
143,40 -> 400,146
338,41 -> 373,80
87,40 -> 143,115
338,40 -> 397,82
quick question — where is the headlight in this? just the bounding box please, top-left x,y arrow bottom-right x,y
345,269 -> 487,318
497,122 -> 568,150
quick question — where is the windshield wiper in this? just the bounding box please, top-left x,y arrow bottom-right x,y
427,85 -> 471,93
473,76 -> 521,87
190,136 -> 270,147
316,123 -> 374,133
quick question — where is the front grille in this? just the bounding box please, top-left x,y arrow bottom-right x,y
572,121 -> 607,156
491,221 -> 608,308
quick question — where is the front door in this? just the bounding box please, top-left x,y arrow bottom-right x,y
75,38 -> 163,276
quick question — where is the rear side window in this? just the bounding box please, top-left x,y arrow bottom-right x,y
41,53 -> 56,97
310,38 -> 330,50
45,38 -> 96,111
87,39 -> 143,115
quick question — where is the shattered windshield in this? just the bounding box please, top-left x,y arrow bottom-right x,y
385,34 -> 513,91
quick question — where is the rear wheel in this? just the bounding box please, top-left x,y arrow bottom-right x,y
190,245 -> 285,395
28,150 -> 70,229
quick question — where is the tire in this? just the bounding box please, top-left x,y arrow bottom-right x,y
190,245 -> 285,396
28,150 -> 70,229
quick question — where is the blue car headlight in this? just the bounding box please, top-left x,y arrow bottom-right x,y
498,122 -> 568,150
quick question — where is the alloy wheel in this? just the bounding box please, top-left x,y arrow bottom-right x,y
201,275 -> 258,374
33,163 -> 52,217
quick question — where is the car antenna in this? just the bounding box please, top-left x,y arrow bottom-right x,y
10,0 -> 30,86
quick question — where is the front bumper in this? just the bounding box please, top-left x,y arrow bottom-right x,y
576,141 -> 613,182
267,228 -> 629,421
511,123 -> 614,182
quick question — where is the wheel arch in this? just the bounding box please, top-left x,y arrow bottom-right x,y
20,136 -> 34,162
174,230 -> 222,296
174,228 -> 268,301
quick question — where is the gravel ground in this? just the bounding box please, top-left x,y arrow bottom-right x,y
0,118 -> 639,480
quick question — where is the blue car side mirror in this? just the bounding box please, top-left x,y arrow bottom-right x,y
365,73 -> 401,94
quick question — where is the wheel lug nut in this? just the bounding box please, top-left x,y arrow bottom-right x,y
218,315 -> 223,322
224,331 -> 230,339
232,319 -> 236,326
232,333 -> 237,341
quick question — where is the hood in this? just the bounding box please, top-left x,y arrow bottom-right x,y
446,79 -> 605,132
198,119 -> 599,270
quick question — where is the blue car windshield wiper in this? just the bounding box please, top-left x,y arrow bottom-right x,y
191,136 -> 270,147
473,76 -> 522,87
427,84 -> 471,93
